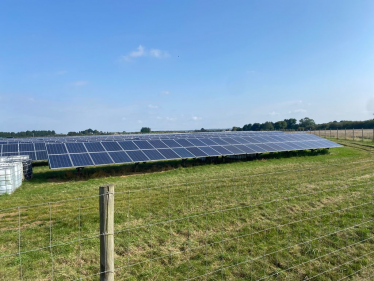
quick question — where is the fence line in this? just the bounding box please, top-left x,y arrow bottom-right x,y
1,159 -> 374,280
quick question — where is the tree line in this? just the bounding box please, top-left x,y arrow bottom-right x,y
0,130 -> 56,138
232,118 -> 374,131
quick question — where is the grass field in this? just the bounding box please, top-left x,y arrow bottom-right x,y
1,141 -> 374,280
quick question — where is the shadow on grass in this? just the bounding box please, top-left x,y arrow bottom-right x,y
30,149 -> 330,183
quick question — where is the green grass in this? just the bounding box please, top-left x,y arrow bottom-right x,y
1,144 -> 374,280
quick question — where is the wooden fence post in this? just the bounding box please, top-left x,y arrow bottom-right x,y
353,129 -> 355,141
362,128 -> 364,142
337,128 -> 338,139
345,128 -> 347,140
100,184 -> 115,281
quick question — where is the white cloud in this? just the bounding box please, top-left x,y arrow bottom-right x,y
191,116 -> 202,121
137,120 -> 143,124
269,111 -> 279,116
121,45 -> 169,62
150,49 -> 169,58
161,90 -> 170,95
288,109 -> 307,114
71,80 -> 89,86
148,104 -> 158,109
166,117 -> 176,121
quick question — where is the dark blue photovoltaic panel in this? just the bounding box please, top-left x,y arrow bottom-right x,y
70,153 -> 94,167
289,142 -> 305,150
19,151 -> 36,160
132,140 -> 154,149
157,148 -> 181,159
255,143 -> 277,152
186,147 -> 208,157
118,141 -> 139,150
221,138 -> 240,144
101,142 -> 123,151
198,146 -> 220,156
89,152 -> 114,165
267,143 -> 287,151
232,137 -> 248,144
108,151 -> 132,163
234,145 -> 257,154
2,144 -> 18,153
147,140 -> 169,149
49,154 -> 73,169
36,151 -> 48,161
162,139 -> 182,148
19,143 -> 34,152
210,145 -> 234,155
35,143 -> 46,151
46,143 -> 68,154
209,138 -> 229,145
172,148 -> 196,158
175,139 -> 194,147
84,142 -> 106,152
2,152 -> 18,157
126,150 -> 149,162
224,145 -> 245,154
66,143 -> 87,153
199,138 -> 219,146
142,149 -> 166,160
245,144 -> 267,153
187,139 -> 207,146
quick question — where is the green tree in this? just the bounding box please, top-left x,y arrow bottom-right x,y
251,123 -> 261,131
140,127 -> 151,133
274,121 -> 287,130
261,121 -> 274,131
284,118 -> 297,129
299,117 -> 316,129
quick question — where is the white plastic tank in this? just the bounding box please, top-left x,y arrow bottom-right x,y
0,162 -> 23,194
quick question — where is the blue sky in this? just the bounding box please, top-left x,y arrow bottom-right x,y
1,0 -> 373,133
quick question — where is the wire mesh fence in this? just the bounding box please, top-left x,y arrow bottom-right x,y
309,128 -> 374,142
1,160 -> 374,280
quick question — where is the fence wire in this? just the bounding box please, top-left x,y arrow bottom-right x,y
1,159 -> 374,280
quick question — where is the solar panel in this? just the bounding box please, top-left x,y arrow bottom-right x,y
132,140 -> 154,149
126,150 -> 149,162
101,142 -> 123,151
46,144 -> 68,154
90,152 -> 114,165
85,142 -> 106,152
118,141 -> 139,151
70,153 -> 94,167
162,139 -> 182,148
66,143 -> 87,153
186,147 -> 208,157
210,145 -> 234,155
142,149 -> 166,160
172,148 -> 196,158
147,140 -> 169,149
108,151 -> 132,163
176,139 -> 194,147
49,154 -> 73,169
157,148 -> 181,159
199,146 -> 220,156
19,143 -> 34,152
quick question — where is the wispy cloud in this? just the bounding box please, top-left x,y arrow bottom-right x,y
269,111 -> 279,116
148,104 -> 158,109
150,49 -> 169,58
71,80 -> 89,86
166,117 -> 176,121
288,109 -> 307,114
161,90 -> 170,96
121,45 -> 170,62
191,116 -> 202,121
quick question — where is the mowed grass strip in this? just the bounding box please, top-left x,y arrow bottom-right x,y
1,144 -> 374,280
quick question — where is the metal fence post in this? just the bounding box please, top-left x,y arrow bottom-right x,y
100,184 -> 115,281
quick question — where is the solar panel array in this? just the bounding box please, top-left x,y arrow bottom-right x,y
44,132 -> 341,169
0,132 -> 342,169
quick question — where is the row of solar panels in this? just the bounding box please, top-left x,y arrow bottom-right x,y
46,138 -> 341,169
0,131 -> 286,144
